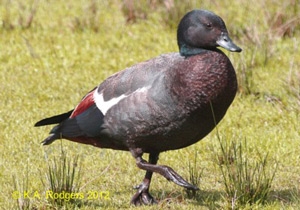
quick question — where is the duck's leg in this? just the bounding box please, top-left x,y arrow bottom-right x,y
131,152 -> 159,205
130,149 -> 199,205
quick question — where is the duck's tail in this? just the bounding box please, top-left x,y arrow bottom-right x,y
41,126 -> 61,145
35,110 -> 73,145
34,110 -> 73,127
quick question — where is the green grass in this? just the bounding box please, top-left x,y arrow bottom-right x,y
42,146 -> 82,207
1,0 -> 299,209
214,138 -> 277,208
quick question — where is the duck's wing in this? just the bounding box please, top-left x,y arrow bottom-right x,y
35,53 -> 183,146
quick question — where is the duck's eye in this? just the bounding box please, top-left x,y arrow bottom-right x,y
205,23 -> 212,28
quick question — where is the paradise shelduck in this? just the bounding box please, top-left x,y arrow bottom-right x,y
35,9 -> 242,205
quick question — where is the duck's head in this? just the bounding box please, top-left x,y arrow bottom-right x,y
177,10 -> 242,57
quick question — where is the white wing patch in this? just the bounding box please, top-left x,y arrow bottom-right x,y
93,87 -> 150,115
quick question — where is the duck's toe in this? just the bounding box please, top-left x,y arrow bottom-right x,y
131,184 -> 157,205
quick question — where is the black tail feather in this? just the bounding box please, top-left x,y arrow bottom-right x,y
41,133 -> 60,145
40,125 -> 62,145
34,110 -> 73,127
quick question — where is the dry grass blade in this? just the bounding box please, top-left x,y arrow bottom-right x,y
12,163 -> 33,210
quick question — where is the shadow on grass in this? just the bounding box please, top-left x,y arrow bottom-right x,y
189,189 -> 224,209
269,188 -> 300,204
151,188 -> 300,208
41,199 -> 112,209
147,189 -> 224,209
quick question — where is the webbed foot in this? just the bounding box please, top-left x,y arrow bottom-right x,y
131,183 -> 157,205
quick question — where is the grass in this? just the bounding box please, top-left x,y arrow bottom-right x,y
12,165 -> 31,210
42,145 -> 82,207
0,0 -> 299,209
185,150 -> 203,199
214,138 -> 277,208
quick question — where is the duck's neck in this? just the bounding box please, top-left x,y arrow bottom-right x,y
179,44 -> 207,57
179,44 -> 221,57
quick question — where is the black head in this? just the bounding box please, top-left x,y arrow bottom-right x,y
177,10 -> 242,56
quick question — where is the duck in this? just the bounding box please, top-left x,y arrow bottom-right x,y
35,9 -> 242,205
